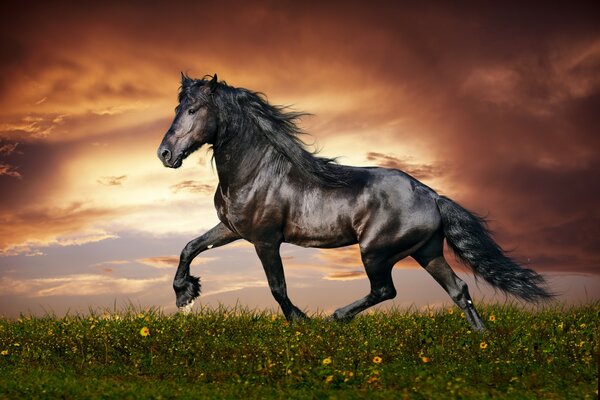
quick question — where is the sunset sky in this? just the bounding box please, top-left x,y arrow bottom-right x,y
0,2 -> 598,317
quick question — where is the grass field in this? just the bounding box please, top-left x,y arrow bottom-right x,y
0,303 -> 598,399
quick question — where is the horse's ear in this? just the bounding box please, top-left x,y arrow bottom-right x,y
209,74 -> 218,93
181,72 -> 193,87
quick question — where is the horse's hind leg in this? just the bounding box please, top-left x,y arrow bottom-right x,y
174,222 -> 240,311
332,252 -> 396,321
413,236 -> 486,331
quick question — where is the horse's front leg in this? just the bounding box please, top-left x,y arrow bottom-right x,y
254,242 -> 308,321
174,222 -> 240,312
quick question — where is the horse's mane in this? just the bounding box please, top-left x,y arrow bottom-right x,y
182,75 -> 349,187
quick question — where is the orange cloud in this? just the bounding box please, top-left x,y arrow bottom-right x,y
0,202 -> 120,255
97,175 -> 127,186
0,274 -> 170,297
323,271 -> 365,281
0,162 -> 21,179
137,255 -> 219,269
365,152 -> 447,181
170,180 -> 214,194
0,142 -> 19,155
317,246 -> 363,268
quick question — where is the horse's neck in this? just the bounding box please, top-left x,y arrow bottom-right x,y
213,129 -> 277,190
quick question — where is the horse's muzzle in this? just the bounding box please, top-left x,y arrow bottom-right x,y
158,146 -> 183,168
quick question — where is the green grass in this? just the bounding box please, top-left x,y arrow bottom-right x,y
0,303 -> 598,399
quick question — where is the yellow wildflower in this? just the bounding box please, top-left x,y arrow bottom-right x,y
460,312 -> 465,318
322,357 -> 332,366
447,308 -> 454,315
12,343 -> 20,347
367,376 -> 379,384
139,327 -> 150,337
372,356 -> 382,364
480,341 -> 488,349
1,350 -> 8,356
325,375 -> 333,383
558,322 -> 564,330
489,315 -> 496,322
421,356 -> 431,363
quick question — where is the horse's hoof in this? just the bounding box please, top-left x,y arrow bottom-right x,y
178,299 -> 195,315
174,275 -> 201,309
285,309 -> 309,322
330,310 -> 352,322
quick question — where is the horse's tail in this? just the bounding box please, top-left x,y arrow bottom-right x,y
435,195 -> 553,302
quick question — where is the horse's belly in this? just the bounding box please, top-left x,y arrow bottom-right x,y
283,216 -> 358,248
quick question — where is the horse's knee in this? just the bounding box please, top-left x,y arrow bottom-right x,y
180,242 -> 201,264
180,248 -> 192,264
373,285 -> 396,301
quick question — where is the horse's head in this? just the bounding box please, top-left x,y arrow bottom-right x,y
157,73 -> 219,168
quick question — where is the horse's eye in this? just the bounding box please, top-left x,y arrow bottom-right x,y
188,108 -> 196,115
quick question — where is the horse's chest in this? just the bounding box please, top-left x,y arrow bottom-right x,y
215,194 -> 246,230
214,187 -> 277,238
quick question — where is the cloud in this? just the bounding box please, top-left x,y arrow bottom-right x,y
170,180 -> 214,194
0,140 -> 22,179
0,203 -> 120,255
0,273 -> 170,297
323,270 -> 365,281
97,175 -> 127,186
0,141 -> 20,156
137,255 -> 220,269
0,162 -> 21,179
0,114 -> 61,139
91,259 -> 131,273
137,255 -> 179,268
201,278 -> 268,298
460,39 -> 600,115
365,152 -> 447,181
317,246 -> 363,268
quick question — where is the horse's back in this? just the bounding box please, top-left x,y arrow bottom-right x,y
282,166 -> 441,251
349,167 -> 441,251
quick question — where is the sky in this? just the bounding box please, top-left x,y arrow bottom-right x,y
0,1 -> 599,317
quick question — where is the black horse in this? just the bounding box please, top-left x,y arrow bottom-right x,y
158,74 -> 552,330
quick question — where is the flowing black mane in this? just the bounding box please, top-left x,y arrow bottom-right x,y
181,75 -> 350,187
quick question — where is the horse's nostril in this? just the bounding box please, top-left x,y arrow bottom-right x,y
161,148 -> 171,161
